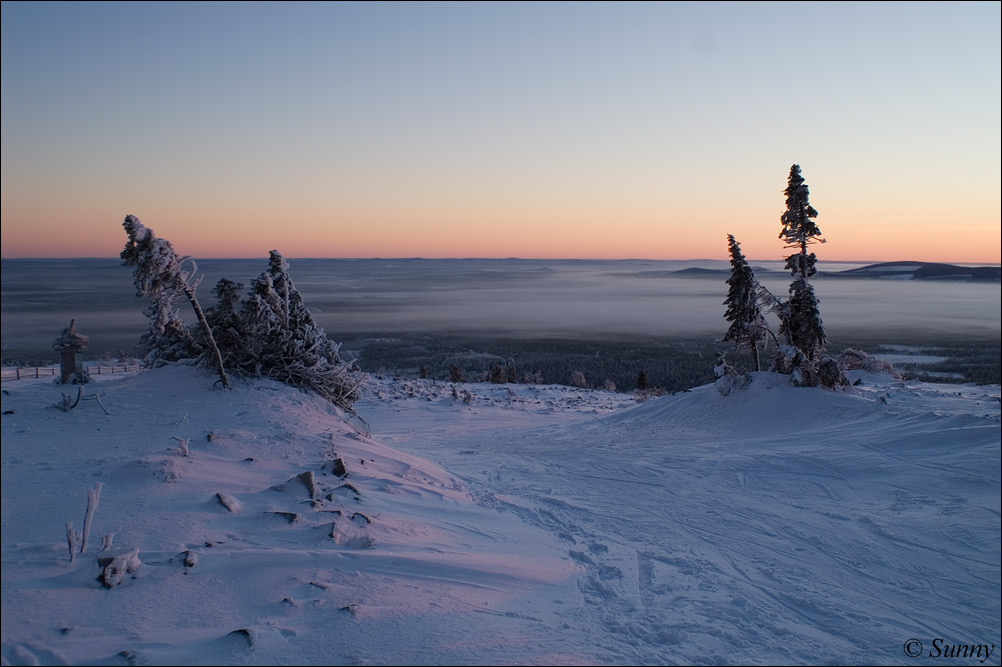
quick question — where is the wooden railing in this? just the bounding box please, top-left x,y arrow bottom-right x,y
1,365 -> 145,382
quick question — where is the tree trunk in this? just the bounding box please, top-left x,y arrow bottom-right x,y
182,283 -> 231,389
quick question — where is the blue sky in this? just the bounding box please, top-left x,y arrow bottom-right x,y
2,1 -> 999,260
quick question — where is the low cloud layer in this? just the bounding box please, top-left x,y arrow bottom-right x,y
2,259 -> 998,360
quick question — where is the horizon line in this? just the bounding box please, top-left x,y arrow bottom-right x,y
1,256 -> 1001,266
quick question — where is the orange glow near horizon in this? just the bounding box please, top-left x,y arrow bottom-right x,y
8,162 -> 996,262
1,200 -> 999,264
3,3 -> 999,266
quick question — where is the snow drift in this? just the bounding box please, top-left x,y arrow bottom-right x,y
2,366 -> 999,665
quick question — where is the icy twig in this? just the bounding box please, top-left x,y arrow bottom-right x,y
66,522 -> 77,562
80,482 -> 102,554
172,436 -> 190,456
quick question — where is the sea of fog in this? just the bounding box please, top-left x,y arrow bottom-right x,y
1,258 -> 999,362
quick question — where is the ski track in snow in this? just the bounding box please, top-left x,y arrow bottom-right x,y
1,367 -> 999,665
360,373 -> 1001,666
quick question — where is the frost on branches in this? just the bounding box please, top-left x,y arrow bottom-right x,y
120,215 -> 230,388
206,251 -> 365,412
121,216 -> 363,409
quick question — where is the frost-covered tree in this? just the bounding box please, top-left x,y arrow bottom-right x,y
239,270 -> 284,371
235,251 -> 364,412
778,279 -> 826,364
121,215 -> 230,388
120,219 -> 360,407
523,370 -> 544,384
268,251 -> 344,366
776,166 -> 827,367
487,361 -> 507,384
722,234 -> 770,371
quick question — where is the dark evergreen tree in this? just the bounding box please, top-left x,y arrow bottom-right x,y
204,278 -> 245,370
776,165 -> 827,368
778,280 -> 826,364
779,164 -> 823,280
722,234 -> 770,371
636,371 -> 648,391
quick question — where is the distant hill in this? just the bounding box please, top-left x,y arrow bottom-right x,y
666,267 -> 730,278
662,261 -> 1000,282
827,261 -> 1001,282
666,266 -> 778,279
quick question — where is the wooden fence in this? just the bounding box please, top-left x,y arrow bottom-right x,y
1,365 -> 145,382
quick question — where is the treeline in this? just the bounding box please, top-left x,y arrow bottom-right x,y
350,334 -> 1000,391
357,335 -> 743,393
908,343 -> 1001,386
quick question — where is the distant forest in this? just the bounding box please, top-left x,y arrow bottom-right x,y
349,333 -> 1001,391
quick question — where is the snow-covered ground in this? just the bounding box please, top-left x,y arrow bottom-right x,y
2,367 -> 999,665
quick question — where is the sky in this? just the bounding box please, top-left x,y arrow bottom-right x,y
1,1 -> 1000,262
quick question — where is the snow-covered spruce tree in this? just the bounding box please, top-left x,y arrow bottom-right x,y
120,215 -> 231,388
236,251 -> 364,412
779,164 -> 823,280
722,234 -> 770,371
778,280 -> 826,360
238,271 -> 282,371
267,252 -> 344,367
776,165 -> 827,380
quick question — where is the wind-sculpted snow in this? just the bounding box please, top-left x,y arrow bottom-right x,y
1,367 -> 580,665
2,367 -> 999,665
361,373 -> 1001,665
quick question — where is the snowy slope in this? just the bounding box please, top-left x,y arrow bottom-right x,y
2,367 -> 999,665
362,373 -> 1002,665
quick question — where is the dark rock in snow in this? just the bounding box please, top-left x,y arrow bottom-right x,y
267,511 -> 300,524
328,457 -> 348,477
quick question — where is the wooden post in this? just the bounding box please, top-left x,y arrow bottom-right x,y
54,319 -> 90,384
